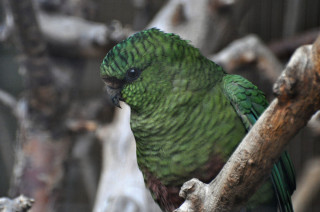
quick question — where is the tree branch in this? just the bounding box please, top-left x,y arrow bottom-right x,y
0,195 -> 34,212
0,0 -> 14,42
175,36 -> 320,211
7,0 -> 75,211
0,89 -> 17,112
147,0 -> 254,54
39,13 -> 130,58
93,103 -> 161,212
211,35 -> 283,83
268,28 -> 319,59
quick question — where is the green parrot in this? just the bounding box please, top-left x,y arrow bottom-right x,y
100,28 -> 295,212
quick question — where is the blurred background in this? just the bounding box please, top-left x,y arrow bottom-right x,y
0,0 -> 320,211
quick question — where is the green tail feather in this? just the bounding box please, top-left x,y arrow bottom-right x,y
271,152 -> 296,212
279,151 -> 296,194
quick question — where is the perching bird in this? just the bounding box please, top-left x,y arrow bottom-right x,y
100,28 -> 296,212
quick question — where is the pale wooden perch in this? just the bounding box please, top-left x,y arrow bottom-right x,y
147,0 -> 250,54
175,36 -> 320,212
39,13 -> 131,58
0,195 -> 34,212
94,103 -> 161,212
211,35 -> 283,83
0,89 -> 17,113
1,0 -> 131,58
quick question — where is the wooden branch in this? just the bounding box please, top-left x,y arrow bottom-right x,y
9,0 -> 47,58
175,36 -> 320,211
147,0 -> 252,54
3,0 -> 131,58
147,0 -> 211,52
39,13 -> 131,58
0,89 -> 17,112
211,35 -> 283,83
72,133 -> 99,205
268,28 -> 319,59
7,1 -> 74,211
0,0 -> 14,42
93,103 -> 161,212
308,111 -> 320,135
0,195 -> 34,212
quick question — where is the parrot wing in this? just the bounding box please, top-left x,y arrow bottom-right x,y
222,74 -> 296,212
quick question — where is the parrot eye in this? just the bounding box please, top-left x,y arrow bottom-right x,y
126,68 -> 141,82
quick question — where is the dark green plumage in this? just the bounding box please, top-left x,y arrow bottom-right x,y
100,28 -> 295,211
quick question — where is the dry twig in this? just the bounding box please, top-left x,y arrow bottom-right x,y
0,195 -> 34,212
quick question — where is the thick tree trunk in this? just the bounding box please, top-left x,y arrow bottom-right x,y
8,0 -> 74,211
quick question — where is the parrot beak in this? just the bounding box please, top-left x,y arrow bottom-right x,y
102,77 -> 124,108
106,86 -> 122,108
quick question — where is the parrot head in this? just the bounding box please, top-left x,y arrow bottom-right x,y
100,28 -> 203,112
